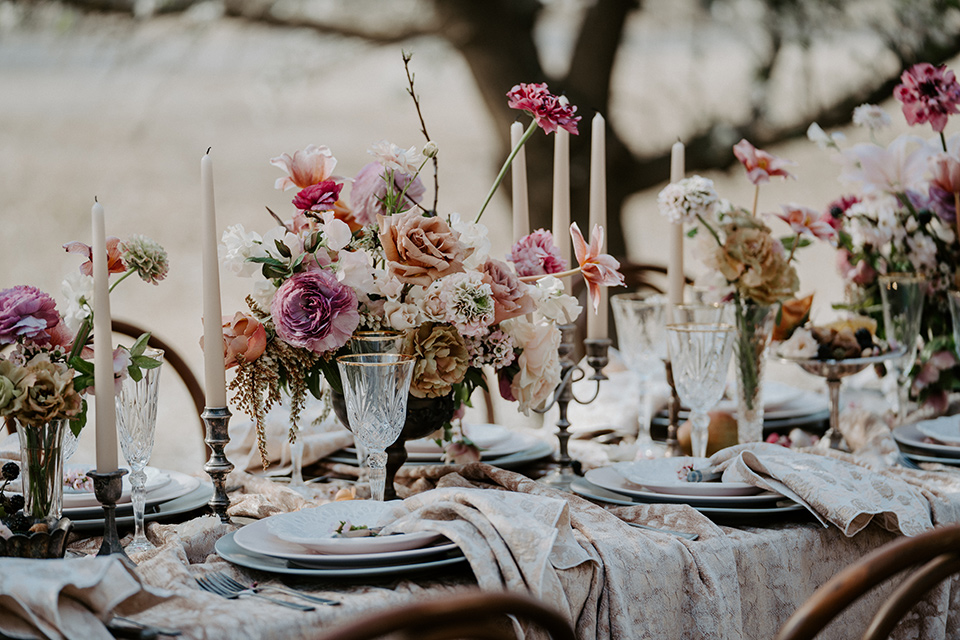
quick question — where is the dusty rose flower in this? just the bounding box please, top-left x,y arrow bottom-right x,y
894,63 -> 960,133
481,258 -> 536,324
716,216 -> 799,304
506,83 -> 580,135
733,139 -> 795,185
270,144 -> 338,191
350,162 -> 425,226
222,312 -> 267,368
119,234 -> 169,285
379,210 -> 467,286
292,180 -> 344,213
442,441 -> 481,464
402,323 -> 470,399
64,237 -> 126,277
775,204 -> 837,243
0,286 -> 60,346
271,269 -> 359,354
509,229 -> 567,277
570,223 -> 625,312
15,353 -> 82,425
501,317 -> 561,415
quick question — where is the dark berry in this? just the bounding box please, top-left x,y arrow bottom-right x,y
7,495 -> 24,513
854,328 -> 873,350
6,512 -> 30,533
1,462 -> 19,482
817,343 -> 832,360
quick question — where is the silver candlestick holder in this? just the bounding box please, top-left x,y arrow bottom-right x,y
536,323 -> 610,490
662,359 -> 685,457
86,469 -> 130,559
202,406 -> 234,523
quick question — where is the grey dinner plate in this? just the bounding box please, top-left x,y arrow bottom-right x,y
70,482 -> 213,533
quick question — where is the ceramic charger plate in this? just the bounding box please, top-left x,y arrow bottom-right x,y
914,415 -> 960,447
265,500 -> 441,554
894,423 -> 960,459
586,467 -> 784,507
612,457 -> 762,497
62,466 -> 171,509
404,423 -> 508,453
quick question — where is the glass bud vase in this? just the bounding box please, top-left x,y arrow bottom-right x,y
16,418 -> 67,523
733,298 -> 774,445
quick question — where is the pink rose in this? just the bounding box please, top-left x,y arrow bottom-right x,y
379,210 -> 467,286
222,312 -> 268,368
481,259 -> 536,324
292,180 -> 344,213
271,270 -> 359,354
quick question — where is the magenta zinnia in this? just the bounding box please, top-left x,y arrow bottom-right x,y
894,63 -> 960,133
270,269 -> 359,354
506,83 -> 580,135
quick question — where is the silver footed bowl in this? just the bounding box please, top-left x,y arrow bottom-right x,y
778,349 -> 905,381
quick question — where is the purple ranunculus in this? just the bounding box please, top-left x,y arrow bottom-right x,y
0,285 -> 60,346
349,162 -> 425,226
508,229 -> 568,277
270,270 -> 359,354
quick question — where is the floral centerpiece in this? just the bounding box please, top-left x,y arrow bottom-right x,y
219,68 -> 623,468
0,235 -> 167,525
658,141 -> 835,443
807,61 -> 960,412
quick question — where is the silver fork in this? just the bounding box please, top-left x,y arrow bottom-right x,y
195,575 -> 315,611
210,572 -> 340,606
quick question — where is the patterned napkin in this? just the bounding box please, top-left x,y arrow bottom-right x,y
0,555 -> 169,640
708,443 -> 932,536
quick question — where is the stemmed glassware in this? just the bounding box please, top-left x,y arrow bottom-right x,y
879,274 -> 926,423
336,353 -> 415,501
666,324 -> 736,458
611,293 -> 667,458
948,290 -> 960,359
115,347 -> 163,554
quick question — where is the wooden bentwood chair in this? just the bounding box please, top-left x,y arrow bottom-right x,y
775,523 -> 960,640
315,590 -> 576,640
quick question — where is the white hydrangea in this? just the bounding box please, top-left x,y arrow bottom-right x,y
852,104 -> 892,131
656,175 -> 719,225
907,233 -> 938,272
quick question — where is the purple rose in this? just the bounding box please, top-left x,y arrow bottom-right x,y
0,285 -> 60,346
271,270 -> 359,354
349,162 -> 425,226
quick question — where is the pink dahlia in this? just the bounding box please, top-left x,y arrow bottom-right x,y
270,270 -> 359,354
292,180 -> 344,213
894,63 -> 960,133
0,285 -> 60,345
506,83 -> 580,135
508,229 -> 567,277
733,139 -> 795,185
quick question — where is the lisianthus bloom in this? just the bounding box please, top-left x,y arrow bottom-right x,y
270,144 -> 338,191
506,83 -> 580,135
733,139 -> 795,185
271,269 -> 359,354
657,175 -> 719,225
350,162 -> 425,226
293,180 -> 344,214
775,204 -> 836,243
509,229 -> 567,277
119,235 -> 169,285
852,104 -> 892,130
221,312 -> 267,368
368,140 -> 424,176
64,237 -> 125,277
379,210 -> 467,286
0,285 -> 60,346
894,63 -> 960,133
570,222 -> 625,312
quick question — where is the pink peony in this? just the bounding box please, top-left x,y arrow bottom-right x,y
894,63 -> 960,133
481,258 -> 536,324
775,204 -> 836,243
0,286 -> 60,345
733,139 -> 795,185
508,229 -> 567,277
349,162 -> 425,226
270,144 -> 338,191
506,83 -> 581,135
64,237 -> 126,277
570,223 -> 625,312
271,270 -> 359,354
292,180 -> 344,213
222,312 -> 268,368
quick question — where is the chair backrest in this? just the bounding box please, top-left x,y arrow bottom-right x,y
315,590 -> 576,640
775,523 -> 960,640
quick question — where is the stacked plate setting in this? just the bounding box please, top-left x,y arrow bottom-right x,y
571,457 -> 804,521
217,500 -> 467,578
895,417 -> 960,467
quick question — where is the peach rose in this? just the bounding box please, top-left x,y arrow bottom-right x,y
222,312 -> 267,368
378,211 -> 467,286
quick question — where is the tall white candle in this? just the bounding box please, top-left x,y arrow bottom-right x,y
668,141 -> 685,307
91,198 -> 118,473
587,113 -> 608,340
552,128 -> 571,295
201,150 -> 228,408
511,122 -> 530,243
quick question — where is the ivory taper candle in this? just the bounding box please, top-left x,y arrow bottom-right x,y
587,113 -> 608,340
552,128 -> 571,295
511,121 -> 530,242
91,198 -> 118,473
201,149 -> 228,408
668,141 -> 686,307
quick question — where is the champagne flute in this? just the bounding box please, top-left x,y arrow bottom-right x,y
666,324 -> 735,458
116,348 -> 163,554
336,354 -> 415,501
879,274 -> 925,423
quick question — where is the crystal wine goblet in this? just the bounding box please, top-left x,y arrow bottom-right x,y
115,347 -> 164,554
666,324 -> 736,458
611,292 -> 667,458
949,290 -> 960,359
879,273 -> 925,423
336,353 -> 415,501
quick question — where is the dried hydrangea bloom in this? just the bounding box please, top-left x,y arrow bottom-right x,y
120,234 -> 169,285
402,323 -> 469,399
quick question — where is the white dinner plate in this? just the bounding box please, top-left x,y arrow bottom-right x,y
894,423 -> 960,459
63,470 -> 201,520
325,440 -> 554,470
902,451 -> 960,467
571,477 -> 806,521
714,381 -> 803,414
586,467 -> 783,506
356,431 -> 540,463
266,500 -> 441,554
914,415 -> 960,446
217,531 -> 468,578
404,423 -> 509,453
612,457 -> 762,497
62,466 -> 171,509
70,481 -> 212,533
234,517 -> 458,566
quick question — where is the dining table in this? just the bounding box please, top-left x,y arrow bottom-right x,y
3,390 -> 960,640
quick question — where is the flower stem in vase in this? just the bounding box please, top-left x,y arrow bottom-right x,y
733,298 -> 774,444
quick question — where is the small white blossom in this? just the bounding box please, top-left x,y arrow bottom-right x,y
220,224 -> 263,278
533,275 -> 582,324
807,122 -> 846,150
368,140 -> 423,175
906,233 -> 938,271
779,328 -> 819,359
60,271 -> 94,333
852,104 -> 892,130
657,175 -> 719,225
448,212 -> 491,270
423,141 -> 439,158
